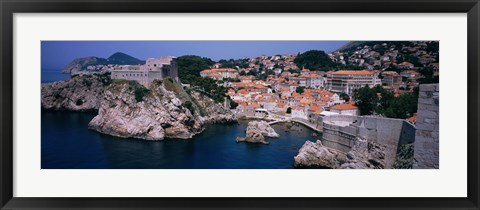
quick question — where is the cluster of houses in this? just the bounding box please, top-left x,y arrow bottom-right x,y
328,41 -> 439,92
229,85 -> 357,120
222,68 -> 366,120
328,41 -> 439,71
198,48 -> 439,121
200,54 -> 299,81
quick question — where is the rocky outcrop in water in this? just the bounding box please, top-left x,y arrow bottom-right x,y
294,138 -> 387,169
293,140 -> 339,168
236,121 -> 279,144
41,74 -> 106,112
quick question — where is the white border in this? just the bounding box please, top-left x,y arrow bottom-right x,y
14,13 -> 467,197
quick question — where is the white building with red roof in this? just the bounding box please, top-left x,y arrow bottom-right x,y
329,102 -> 359,116
326,70 -> 381,94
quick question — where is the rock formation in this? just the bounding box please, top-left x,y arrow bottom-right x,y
88,80 -> 204,140
236,121 -> 279,144
294,138 -> 387,169
42,74 -> 236,140
293,140 -> 340,168
190,91 -> 236,123
41,74 -> 105,112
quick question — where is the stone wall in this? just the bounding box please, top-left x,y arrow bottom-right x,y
413,84 -> 439,169
321,115 -> 358,152
358,116 -> 410,168
111,70 -> 149,87
320,115 -> 416,168
322,123 -> 357,152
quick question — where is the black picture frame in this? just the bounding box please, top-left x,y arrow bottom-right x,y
1,0 -> 479,209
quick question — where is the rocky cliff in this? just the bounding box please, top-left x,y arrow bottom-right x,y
294,138 -> 387,169
88,80 -> 205,140
190,91 -> 236,123
41,74 -> 106,112
42,75 -> 236,140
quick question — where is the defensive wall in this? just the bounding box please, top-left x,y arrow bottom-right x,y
413,84 -> 439,169
321,115 -> 416,168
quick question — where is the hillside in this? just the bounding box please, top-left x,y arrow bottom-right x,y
62,52 -> 144,73
330,41 -> 439,71
107,52 -> 144,65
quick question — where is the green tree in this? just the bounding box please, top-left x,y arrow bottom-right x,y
339,92 -> 350,102
286,107 -> 292,114
177,55 -> 215,84
353,85 -> 378,115
183,101 -> 195,114
247,70 -> 258,76
353,85 -> 418,118
294,50 -> 338,70
296,86 -> 304,94
229,100 -> 239,109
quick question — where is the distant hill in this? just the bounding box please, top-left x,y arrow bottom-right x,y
335,41 -> 369,52
107,52 -> 144,65
62,52 -> 144,73
62,56 -> 108,73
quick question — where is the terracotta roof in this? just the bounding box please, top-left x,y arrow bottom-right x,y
239,76 -> 254,80
308,105 -> 322,112
408,115 -> 417,122
398,61 -> 414,66
329,70 -> 374,75
330,102 -> 358,110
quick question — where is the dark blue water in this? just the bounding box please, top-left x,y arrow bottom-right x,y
41,69 -> 70,83
41,111 -> 320,169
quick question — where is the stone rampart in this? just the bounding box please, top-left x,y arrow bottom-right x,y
321,115 -> 415,168
413,84 -> 439,169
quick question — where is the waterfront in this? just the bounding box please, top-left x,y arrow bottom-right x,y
41,69 -> 70,83
41,111 -> 321,169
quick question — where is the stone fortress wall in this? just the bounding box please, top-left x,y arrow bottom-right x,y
321,115 -> 416,168
318,83 -> 439,168
413,84 -> 439,169
111,56 -> 178,87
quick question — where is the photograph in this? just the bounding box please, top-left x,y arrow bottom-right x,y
41,40 -> 439,169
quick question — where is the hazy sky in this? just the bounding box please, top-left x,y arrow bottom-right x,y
41,41 -> 348,70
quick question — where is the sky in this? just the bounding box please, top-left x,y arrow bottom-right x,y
41,41 -> 348,70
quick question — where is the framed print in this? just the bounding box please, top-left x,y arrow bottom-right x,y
1,0 -> 479,209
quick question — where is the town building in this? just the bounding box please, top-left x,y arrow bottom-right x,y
111,56 -> 178,87
325,70 -> 382,94
200,68 -> 239,80
328,102 -> 359,116
382,71 -> 402,89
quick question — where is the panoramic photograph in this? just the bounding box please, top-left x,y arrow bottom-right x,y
41,41 -> 439,169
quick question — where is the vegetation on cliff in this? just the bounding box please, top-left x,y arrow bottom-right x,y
176,55 -> 227,103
